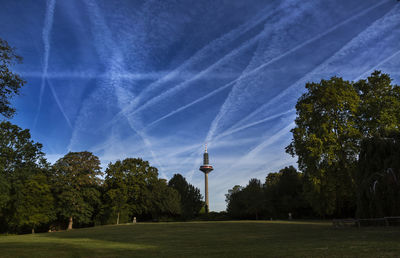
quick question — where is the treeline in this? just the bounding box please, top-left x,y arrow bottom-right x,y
226,71 -> 400,220
225,166 -> 313,220
0,122 -> 203,234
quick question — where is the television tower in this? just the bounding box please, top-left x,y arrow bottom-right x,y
199,144 -> 213,212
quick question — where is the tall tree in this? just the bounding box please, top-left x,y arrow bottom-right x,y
0,38 -> 25,118
103,161 -> 130,224
104,158 -> 159,222
168,174 -> 203,219
286,76 -> 360,217
53,152 -> 102,230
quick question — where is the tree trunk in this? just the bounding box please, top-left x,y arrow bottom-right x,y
117,212 -> 120,225
32,228 -> 35,234
68,216 -> 73,230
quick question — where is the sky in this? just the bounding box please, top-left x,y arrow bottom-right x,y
1,0 -> 399,211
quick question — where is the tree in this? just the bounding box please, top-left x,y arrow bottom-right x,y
0,38 -> 25,118
104,158 -> 159,222
0,121 -> 50,233
287,71 -> 400,217
286,76 -> 360,217
14,172 -> 54,233
104,161 -> 130,224
168,174 -> 203,219
53,152 -> 102,230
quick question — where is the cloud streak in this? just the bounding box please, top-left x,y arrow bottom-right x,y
33,0 -> 56,129
205,0 -> 392,144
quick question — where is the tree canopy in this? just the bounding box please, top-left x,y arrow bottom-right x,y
0,121 -> 51,233
53,152 -> 103,230
0,38 -> 25,118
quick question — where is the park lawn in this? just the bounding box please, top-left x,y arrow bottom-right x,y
0,221 -> 399,257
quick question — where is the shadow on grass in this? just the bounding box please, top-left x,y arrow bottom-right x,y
0,237 -> 156,258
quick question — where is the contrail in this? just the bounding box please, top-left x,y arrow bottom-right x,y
18,70 -> 171,80
46,78 -> 72,128
140,37 -> 263,130
107,30 -> 263,128
205,0 -> 391,144
33,0 -> 56,129
106,2 -> 289,126
138,1 -> 311,132
226,122 -> 295,171
76,0 -> 167,176
223,4 -> 400,136
213,109 -> 296,141
354,49 -> 400,81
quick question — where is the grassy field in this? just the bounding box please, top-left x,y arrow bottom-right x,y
1,220 -> 400,257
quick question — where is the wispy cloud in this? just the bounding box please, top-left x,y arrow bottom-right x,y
69,0 -> 168,177
105,2 -> 290,127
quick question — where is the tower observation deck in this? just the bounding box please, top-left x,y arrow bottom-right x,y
199,144 -> 213,212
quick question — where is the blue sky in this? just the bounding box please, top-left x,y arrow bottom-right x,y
1,0 -> 399,211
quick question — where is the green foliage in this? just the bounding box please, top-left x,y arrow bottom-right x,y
0,38 -> 25,118
0,121 -> 46,171
14,173 -> 55,233
286,76 -> 360,217
103,160 -> 130,224
226,179 -> 265,219
355,71 -> 400,136
264,166 -> 311,219
103,158 -> 180,223
287,71 -> 400,217
168,174 -> 203,219
226,167 -> 313,220
0,121 -> 52,233
53,152 -> 103,228
149,179 -> 181,219
225,185 -> 245,218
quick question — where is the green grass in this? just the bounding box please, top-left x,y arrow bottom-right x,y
1,221 -> 400,257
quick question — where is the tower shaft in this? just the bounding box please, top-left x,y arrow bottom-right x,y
199,144 -> 213,213
204,173 -> 209,210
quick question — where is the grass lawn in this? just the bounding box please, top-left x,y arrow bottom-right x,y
0,220 -> 399,257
